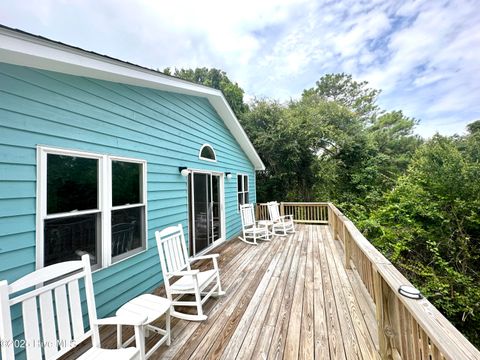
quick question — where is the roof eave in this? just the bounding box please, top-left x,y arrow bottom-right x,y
0,26 -> 265,170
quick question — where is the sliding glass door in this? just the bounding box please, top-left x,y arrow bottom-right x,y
188,172 -> 223,256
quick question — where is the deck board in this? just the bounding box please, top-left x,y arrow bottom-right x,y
299,226 -> 314,359
317,225 -> 347,359
64,225 -> 380,359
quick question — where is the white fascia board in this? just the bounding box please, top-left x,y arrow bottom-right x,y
0,31 -> 219,97
0,28 -> 265,170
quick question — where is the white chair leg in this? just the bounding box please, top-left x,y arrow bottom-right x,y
193,282 -> 204,319
213,258 -> 225,296
117,324 -> 122,349
216,280 -> 226,296
166,309 -> 171,346
134,324 -> 146,360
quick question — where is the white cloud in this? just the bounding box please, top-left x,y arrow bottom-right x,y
0,0 -> 479,137
334,10 -> 391,58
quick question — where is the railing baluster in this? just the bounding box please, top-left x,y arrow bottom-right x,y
374,268 -> 389,359
421,329 -> 430,360
403,305 -> 414,360
344,226 -> 351,269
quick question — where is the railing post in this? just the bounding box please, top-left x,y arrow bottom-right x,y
341,216 -> 345,243
280,202 -> 285,216
327,205 -> 332,229
344,227 -> 351,270
374,268 -> 395,360
334,215 -> 337,240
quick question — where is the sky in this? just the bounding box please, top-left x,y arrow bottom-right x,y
1,0 -> 479,138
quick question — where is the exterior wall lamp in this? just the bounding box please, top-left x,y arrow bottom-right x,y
179,167 -> 189,177
225,172 -> 232,180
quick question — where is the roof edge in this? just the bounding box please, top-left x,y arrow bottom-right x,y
0,25 -> 265,170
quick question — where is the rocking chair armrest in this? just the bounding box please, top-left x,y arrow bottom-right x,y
190,254 -> 219,262
170,269 -> 200,277
279,215 -> 293,221
94,314 -> 147,326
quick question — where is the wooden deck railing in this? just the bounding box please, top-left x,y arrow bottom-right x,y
255,203 -> 270,221
255,201 -> 480,359
255,202 -> 329,224
328,203 -> 480,360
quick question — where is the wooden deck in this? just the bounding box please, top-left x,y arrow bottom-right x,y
68,224 -> 380,359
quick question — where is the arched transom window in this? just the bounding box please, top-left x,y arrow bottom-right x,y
199,144 -> 217,162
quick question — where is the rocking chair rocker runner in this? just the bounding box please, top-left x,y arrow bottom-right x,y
239,203 -> 270,245
267,201 -> 296,235
0,255 -> 146,360
155,224 -> 225,321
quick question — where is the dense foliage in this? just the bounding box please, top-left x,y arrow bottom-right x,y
168,68 -> 479,347
361,133 -> 480,342
241,74 -> 421,211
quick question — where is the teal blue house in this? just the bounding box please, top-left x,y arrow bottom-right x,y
0,24 -> 264,331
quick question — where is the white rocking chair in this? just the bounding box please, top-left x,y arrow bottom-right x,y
0,255 -> 146,360
239,203 -> 270,245
155,224 -> 225,321
267,201 -> 296,236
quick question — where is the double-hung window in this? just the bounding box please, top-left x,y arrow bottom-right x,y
37,146 -> 147,270
237,174 -> 249,209
110,159 -> 146,262
43,152 -> 102,267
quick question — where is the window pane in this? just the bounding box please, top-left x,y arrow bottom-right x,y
44,213 -> 100,266
243,175 -> 249,191
200,145 -> 216,160
237,175 -> 242,192
47,154 -> 98,214
112,161 -> 141,206
238,193 -> 243,207
245,192 -> 249,204
112,206 -> 145,258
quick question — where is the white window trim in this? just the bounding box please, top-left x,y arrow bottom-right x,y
36,145 -> 148,271
198,143 -> 217,162
236,173 -> 249,212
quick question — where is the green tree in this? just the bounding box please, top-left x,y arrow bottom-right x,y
163,67 -> 248,117
240,99 -> 312,201
363,135 -> 480,346
365,111 -> 422,194
299,75 -> 420,215
467,119 -> 480,134
242,74 -> 420,210
303,73 -> 381,121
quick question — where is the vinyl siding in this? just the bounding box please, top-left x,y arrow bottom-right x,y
0,62 -> 257,346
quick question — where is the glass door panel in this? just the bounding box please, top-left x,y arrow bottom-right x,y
189,172 -> 223,256
193,173 -> 209,254
212,175 -> 221,242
